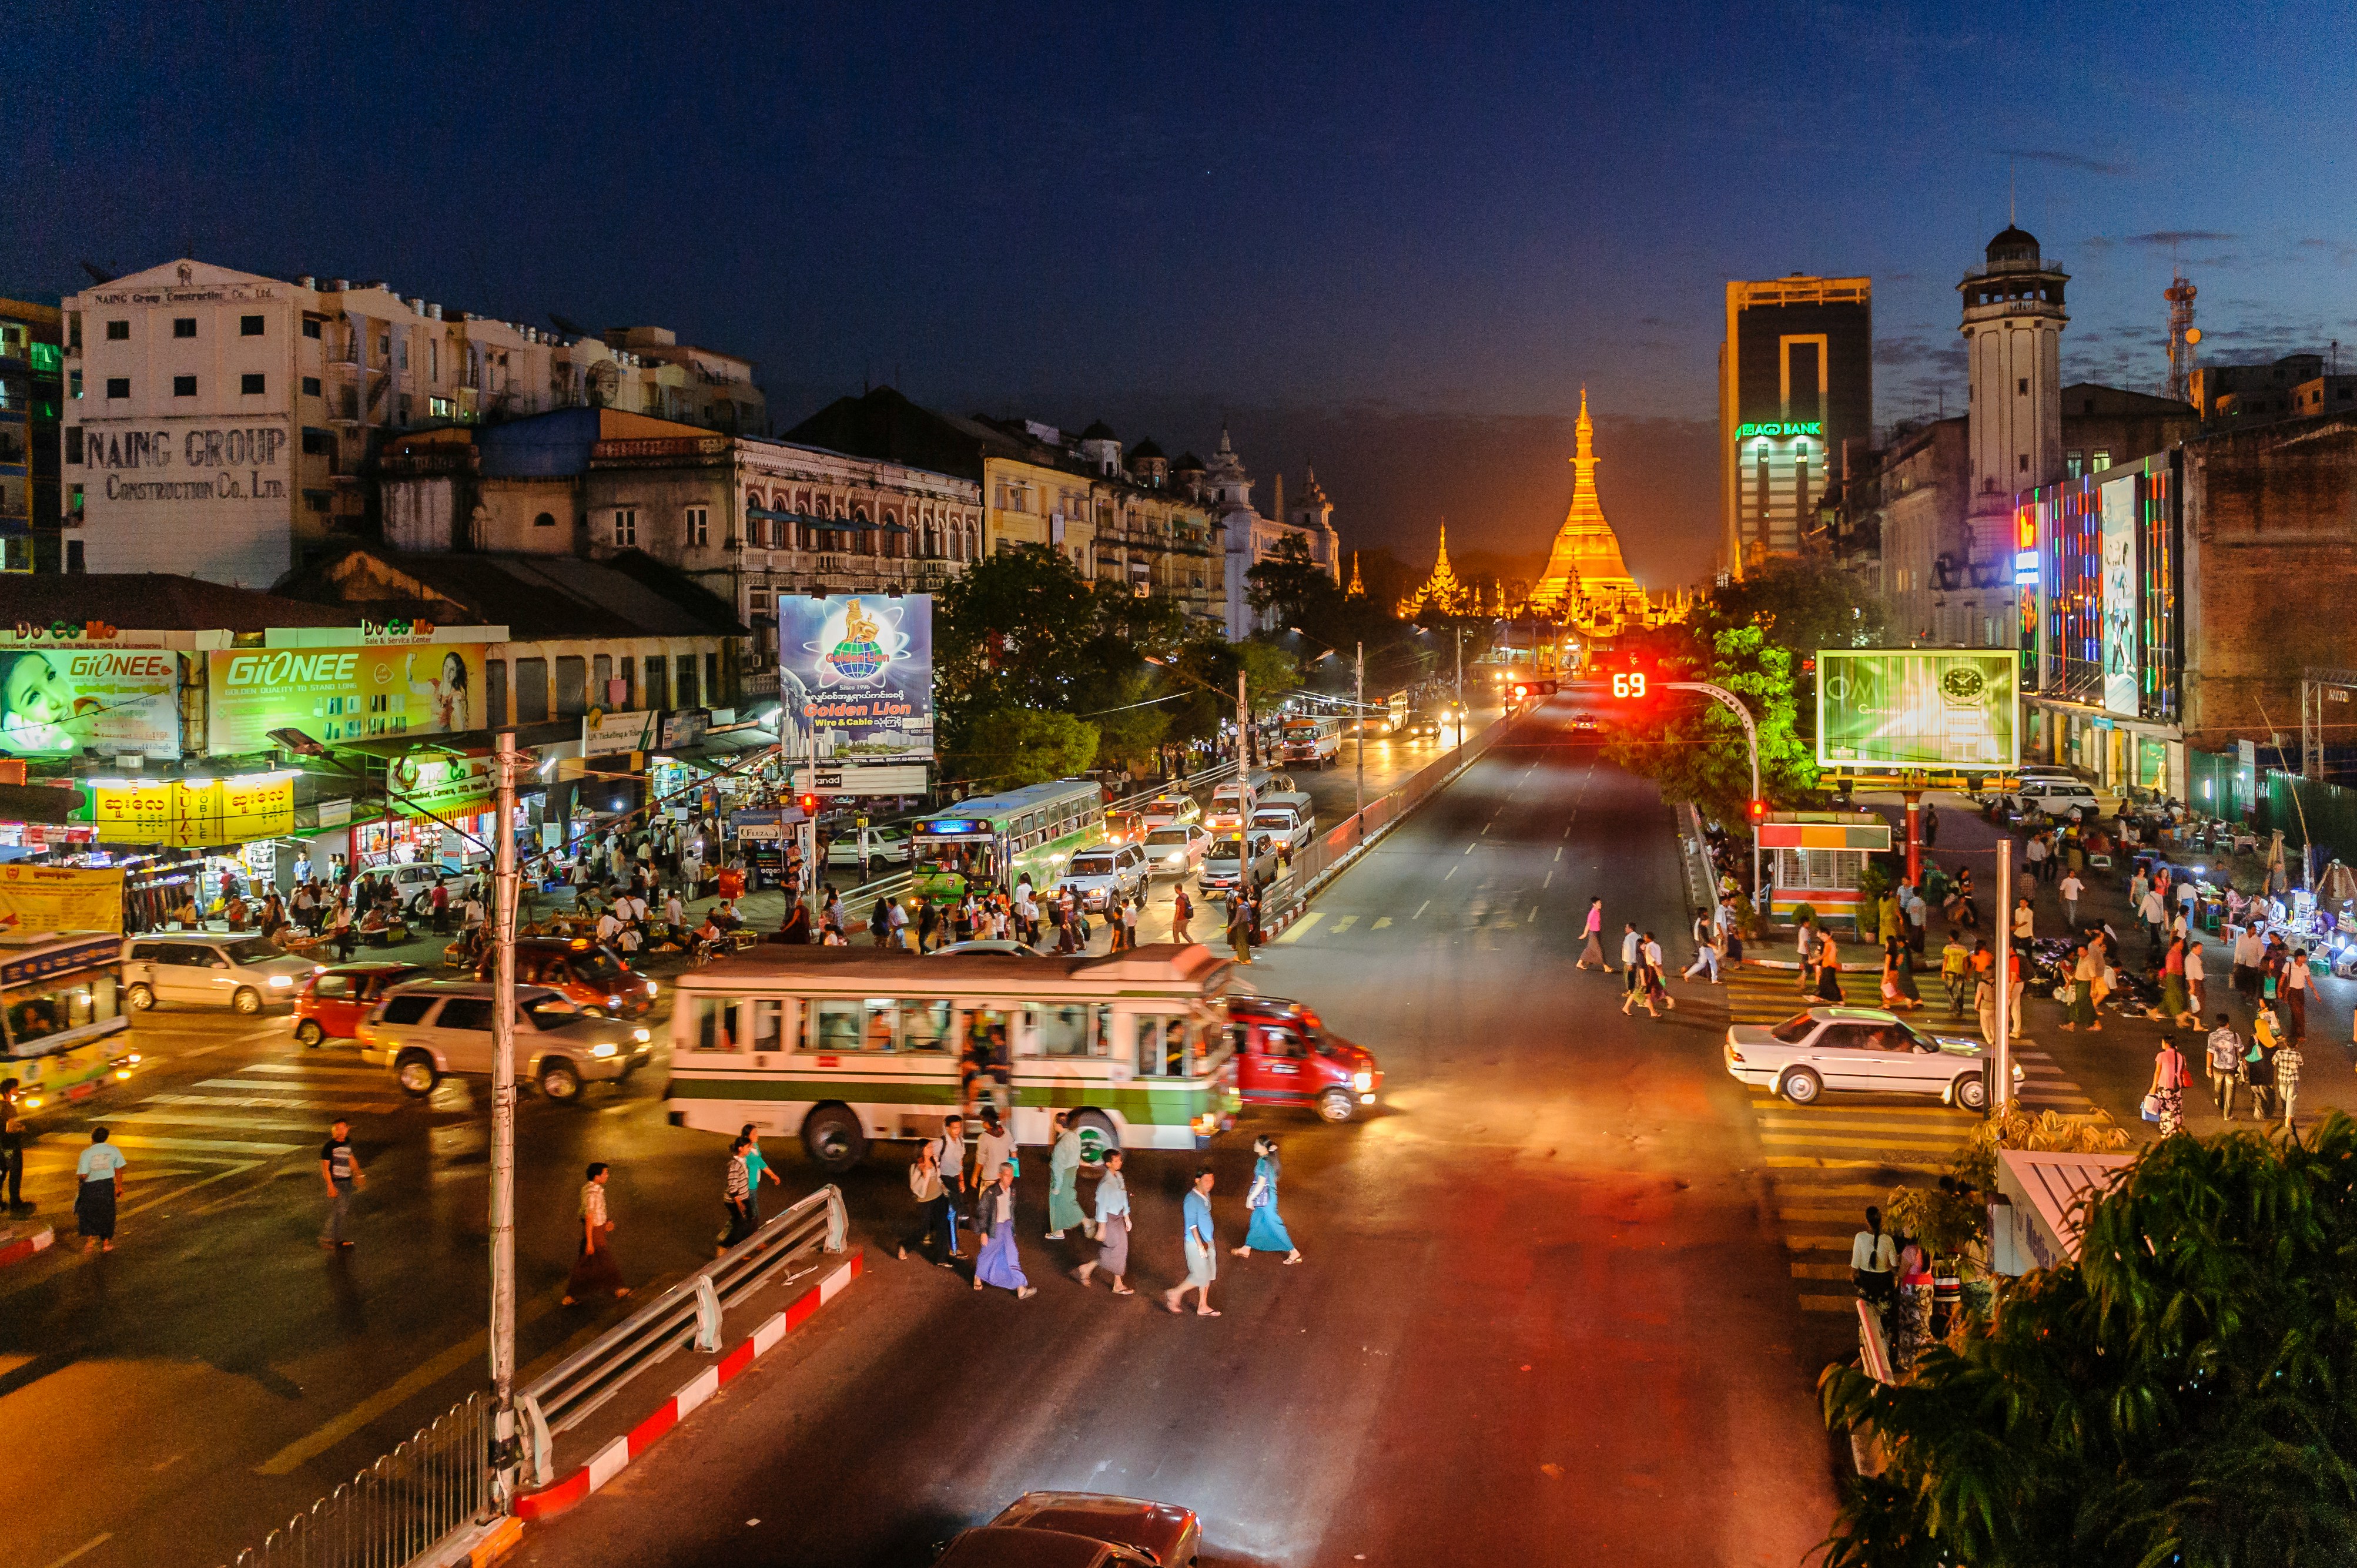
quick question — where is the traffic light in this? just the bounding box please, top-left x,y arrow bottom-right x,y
798,792 -> 819,817
1747,798 -> 1767,824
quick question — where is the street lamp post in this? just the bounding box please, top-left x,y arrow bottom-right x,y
1453,625 -> 1464,763
1665,680 -> 1763,909
488,731 -> 520,1502
1993,837 -> 2014,1115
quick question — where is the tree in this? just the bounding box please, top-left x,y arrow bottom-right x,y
962,708 -> 1099,789
1246,534 -> 1341,632
1816,1115 -> 2357,1568
1605,622 -> 1816,826
932,545 -> 1103,748
1700,558 -> 1888,741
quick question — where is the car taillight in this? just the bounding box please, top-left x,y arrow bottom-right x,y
1727,1048 -> 1744,1064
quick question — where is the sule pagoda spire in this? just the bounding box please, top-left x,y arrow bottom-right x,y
1531,388 -> 1645,631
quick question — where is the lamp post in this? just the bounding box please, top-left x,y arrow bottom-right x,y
488,731 -> 520,1501
1354,641 -> 1365,820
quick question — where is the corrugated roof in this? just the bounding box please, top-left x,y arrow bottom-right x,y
279,548 -> 744,641
0,574 -> 360,632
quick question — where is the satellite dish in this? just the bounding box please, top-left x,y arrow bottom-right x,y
2185,327 -> 2203,344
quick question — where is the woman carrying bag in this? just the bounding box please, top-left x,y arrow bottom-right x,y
2143,1036 -> 2190,1137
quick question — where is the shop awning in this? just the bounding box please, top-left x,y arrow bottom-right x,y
1991,1148 -> 2136,1274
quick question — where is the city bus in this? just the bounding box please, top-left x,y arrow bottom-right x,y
663,943 -> 1241,1170
908,778 -> 1106,904
2,931 -> 138,1109
1280,714 -> 1342,768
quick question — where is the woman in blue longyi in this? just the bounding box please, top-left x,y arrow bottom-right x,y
1233,1135 -> 1303,1265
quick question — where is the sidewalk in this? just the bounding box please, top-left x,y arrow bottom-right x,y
1856,790 -> 2356,1128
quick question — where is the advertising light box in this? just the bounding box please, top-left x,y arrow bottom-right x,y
774,595 -> 933,765
208,644 -> 487,755
1816,649 -> 2018,770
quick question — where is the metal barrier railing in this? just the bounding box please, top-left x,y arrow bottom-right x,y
226,1393 -> 495,1568
515,1184 -> 845,1486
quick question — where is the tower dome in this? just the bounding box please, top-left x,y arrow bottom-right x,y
1985,226 -> 2040,266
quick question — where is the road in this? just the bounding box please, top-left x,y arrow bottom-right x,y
511,693 -> 1844,1568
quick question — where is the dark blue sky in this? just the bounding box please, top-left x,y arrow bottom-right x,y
16,1 -> 2355,585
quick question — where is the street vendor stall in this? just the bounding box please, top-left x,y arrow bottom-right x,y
1760,813 -> 1893,936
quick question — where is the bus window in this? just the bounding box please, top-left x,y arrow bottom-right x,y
750,999 -> 787,1053
900,999 -> 952,1053
694,997 -> 737,1053
1134,1015 -> 1183,1077
863,999 -> 899,1051
813,999 -> 866,1053
1036,1004 -> 1093,1057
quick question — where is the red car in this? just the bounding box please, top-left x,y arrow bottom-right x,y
935,1492 -> 1200,1567
1228,994 -> 1382,1122
474,937 -> 657,1017
293,961 -> 428,1046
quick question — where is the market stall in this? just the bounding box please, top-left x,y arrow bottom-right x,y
1989,1148 -> 2136,1274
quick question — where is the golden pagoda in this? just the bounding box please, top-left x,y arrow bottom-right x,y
1531,389 -> 1645,631
1397,522 -> 1469,618
1345,551 -> 1365,598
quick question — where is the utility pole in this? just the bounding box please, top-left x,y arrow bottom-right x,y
1236,670 -> 1254,810
1453,625 -> 1464,763
488,730 -> 519,1502
1353,640 -> 1365,820
799,708 -> 819,921
1992,837 -> 2013,1114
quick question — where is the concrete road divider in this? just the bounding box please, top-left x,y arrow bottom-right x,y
0,1223 -> 55,1268
515,1252 -> 862,1520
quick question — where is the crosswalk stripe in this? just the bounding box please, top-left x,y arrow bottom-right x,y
1749,1101 -> 1973,1118
1766,1155 -> 1946,1172
236,1063 -> 390,1078
1762,1179 -> 1907,1194
145,1092 -> 405,1114
111,1110 -> 333,1132
1757,1133 -> 1965,1151
86,1133 -> 300,1154
198,1077 -> 390,1092
1785,1235 -> 1853,1251
1791,1262 -> 1850,1279
1800,1296 -> 1859,1314
1781,1208 -> 1875,1221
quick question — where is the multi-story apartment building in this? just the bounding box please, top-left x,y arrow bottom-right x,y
59,259 -> 762,586
0,296 -> 63,573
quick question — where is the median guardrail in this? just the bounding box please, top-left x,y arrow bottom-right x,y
516,1184 -> 846,1488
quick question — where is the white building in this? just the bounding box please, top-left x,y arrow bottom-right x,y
1198,428 -> 1340,637
60,259 -> 759,586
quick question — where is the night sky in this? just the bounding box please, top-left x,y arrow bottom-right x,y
15,2 -> 2355,588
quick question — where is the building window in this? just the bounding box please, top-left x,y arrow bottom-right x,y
614,508 -> 637,545
65,541 -> 84,573
103,377 -> 129,400
240,314 -> 265,337
2091,450 -> 2113,473
173,317 -> 197,339
398,394 -> 411,425
65,428 -> 82,464
105,320 -> 129,341
515,658 -> 549,723
241,373 -> 266,396
302,376 -> 321,397
685,507 -> 708,546
748,586 -> 770,614
676,657 -> 700,710
304,490 -> 332,512
302,427 -> 333,455
2016,377 -> 2027,396
173,375 -> 196,397
618,657 -> 635,708
533,511 -> 555,528
643,655 -> 668,709
2018,454 -> 2029,473
484,660 -> 507,726
554,656 -> 588,718
592,654 -> 612,702
705,652 -> 719,700
303,318 -> 323,340
2065,450 -> 2084,480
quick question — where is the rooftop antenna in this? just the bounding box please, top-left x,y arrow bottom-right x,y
2165,266 -> 2199,404
2008,160 -> 2017,227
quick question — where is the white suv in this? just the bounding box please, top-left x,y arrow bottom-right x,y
1059,843 -> 1149,911
358,981 -> 652,1101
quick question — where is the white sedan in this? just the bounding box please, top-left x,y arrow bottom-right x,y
1724,1006 -> 2023,1111
1142,822 -> 1213,876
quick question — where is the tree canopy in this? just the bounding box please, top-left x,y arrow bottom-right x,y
1816,1115 -> 2357,1568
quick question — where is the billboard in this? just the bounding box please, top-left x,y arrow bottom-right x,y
0,646 -> 180,759
775,595 -> 933,765
208,644 -> 488,755
1816,649 -> 2018,770
2098,473 -> 2140,717
0,865 -> 126,934
84,774 -> 295,846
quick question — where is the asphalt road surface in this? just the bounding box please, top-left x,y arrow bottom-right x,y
511,693 -> 1843,1568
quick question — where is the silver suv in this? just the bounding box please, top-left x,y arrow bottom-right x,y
1059,843 -> 1149,911
122,934 -> 325,1016
357,981 -> 652,1101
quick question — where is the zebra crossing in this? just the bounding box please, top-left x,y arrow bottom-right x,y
1674,961 -> 2100,1316
15,1051 -> 413,1225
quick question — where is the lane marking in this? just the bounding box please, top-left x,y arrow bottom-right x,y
112,1110 -> 327,1133
41,1533 -> 112,1568
1543,870 -> 1554,887
1271,912 -> 1324,946
1553,846 -> 1562,862
1462,843 -> 1476,855
1443,866 -> 1457,881
1757,1133 -> 1964,1151
1328,915 -> 1358,934
1371,917 -> 1392,929
95,1133 -> 302,1154
1765,1156 -> 1946,1172
257,1294 -> 564,1476
1414,900 -> 1430,920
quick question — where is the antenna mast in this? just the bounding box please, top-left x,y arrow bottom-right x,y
2164,270 -> 2199,404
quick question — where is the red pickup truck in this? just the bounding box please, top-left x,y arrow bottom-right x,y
1227,994 -> 1382,1122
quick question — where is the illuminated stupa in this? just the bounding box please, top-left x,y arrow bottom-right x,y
1531,389 -> 1645,631
1397,523 -> 1470,618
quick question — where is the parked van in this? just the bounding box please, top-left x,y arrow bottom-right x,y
122,934 -> 325,1016
1206,770 -> 1295,829
1999,778 -> 2103,824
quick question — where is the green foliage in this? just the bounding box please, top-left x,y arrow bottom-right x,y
1605,622 -> 1818,825
1817,1114 -> 2357,1568
962,707 -> 1099,789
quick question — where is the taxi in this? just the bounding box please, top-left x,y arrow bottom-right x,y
474,937 -> 657,1017
292,961 -> 430,1046
1227,994 -> 1381,1122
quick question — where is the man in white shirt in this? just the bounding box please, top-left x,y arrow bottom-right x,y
2058,870 -> 2084,929
2139,885 -> 2167,953
594,908 -> 624,946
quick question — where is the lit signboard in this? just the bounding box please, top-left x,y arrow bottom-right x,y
2098,473 -> 2139,717
1816,649 -> 2018,770
1735,421 -> 1823,440
917,819 -> 980,835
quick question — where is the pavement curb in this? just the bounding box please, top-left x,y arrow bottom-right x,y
0,1224 -> 55,1268
514,1251 -> 863,1522
421,1513 -> 526,1568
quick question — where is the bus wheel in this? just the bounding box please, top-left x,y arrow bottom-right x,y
1071,1108 -> 1120,1165
802,1104 -> 866,1172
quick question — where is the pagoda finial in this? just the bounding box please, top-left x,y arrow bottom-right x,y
1345,551 -> 1365,598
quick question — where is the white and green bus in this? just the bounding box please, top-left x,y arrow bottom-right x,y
664,943 -> 1240,1171
908,777 -> 1106,904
